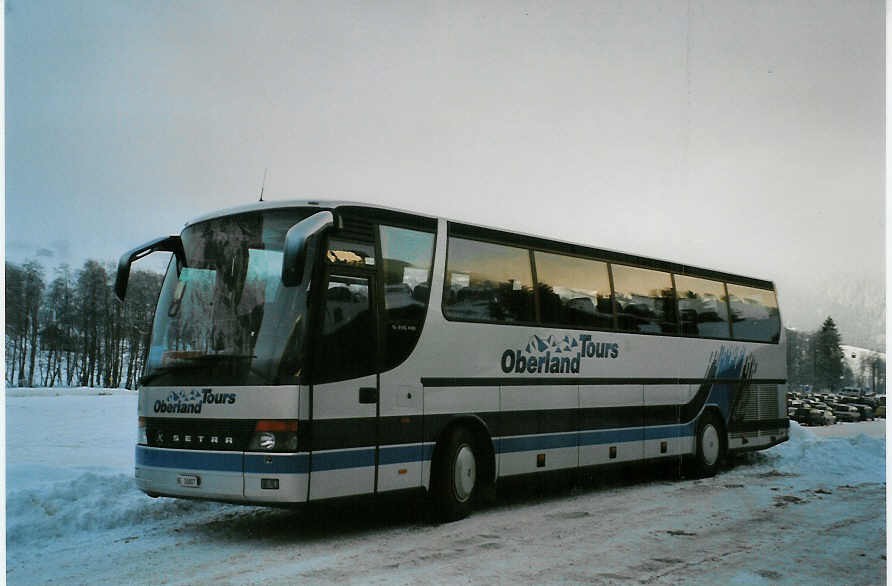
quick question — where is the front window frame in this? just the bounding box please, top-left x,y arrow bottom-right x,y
142,208 -> 317,387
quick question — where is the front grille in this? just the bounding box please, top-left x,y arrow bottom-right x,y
144,418 -> 256,451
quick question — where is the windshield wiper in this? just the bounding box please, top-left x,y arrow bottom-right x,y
138,366 -> 182,386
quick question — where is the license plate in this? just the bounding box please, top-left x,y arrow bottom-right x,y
177,474 -> 201,488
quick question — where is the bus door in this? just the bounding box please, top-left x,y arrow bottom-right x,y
308,271 -> 380,500
374,224 -> 436,493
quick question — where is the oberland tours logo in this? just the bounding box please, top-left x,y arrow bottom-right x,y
154,389 -> 237,414
501,334 -> 619,374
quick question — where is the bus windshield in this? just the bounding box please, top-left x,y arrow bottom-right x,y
143,209 -> 314,386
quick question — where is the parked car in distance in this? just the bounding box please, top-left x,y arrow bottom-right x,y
792,407 -> 813,425
817,410 -> 836,425
830,403 -> 861,423
838,390 -> 879,409
849,403 -> 875,421
792,406 -> 833,426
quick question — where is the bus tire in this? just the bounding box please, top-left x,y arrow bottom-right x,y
686,411 -> 725,478
431,426 -> 478,522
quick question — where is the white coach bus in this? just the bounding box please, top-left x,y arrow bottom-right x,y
115,201 -> 787,520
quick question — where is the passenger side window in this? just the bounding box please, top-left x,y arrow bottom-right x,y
314,275 -> 376,383
534,251 -> 613,329
444,237 -> 535,323
612,265 -> 677,334
726,284 -> 780,342
674,274 -> 730,338
380,226 -> 435,370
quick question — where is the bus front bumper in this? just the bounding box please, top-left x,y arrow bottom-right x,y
135,445 -> 308,504
727,421 -> 790,452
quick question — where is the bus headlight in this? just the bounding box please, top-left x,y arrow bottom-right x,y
138,417 -> 147,445
248,420 -> 298,452
258,432 -> 276,450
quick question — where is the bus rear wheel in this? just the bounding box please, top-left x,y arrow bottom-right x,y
685,412 -> 725,478
431,426 -> 478,522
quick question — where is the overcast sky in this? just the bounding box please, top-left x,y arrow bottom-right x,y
5,1 -> 885,342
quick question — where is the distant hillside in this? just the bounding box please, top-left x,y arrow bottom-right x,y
784,276 -> 885,352
818,278 -> 885,351
840,344 -> 885,391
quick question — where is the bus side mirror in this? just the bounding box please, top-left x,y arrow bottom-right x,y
282,211 -> 335,286
115,235 -> 185,301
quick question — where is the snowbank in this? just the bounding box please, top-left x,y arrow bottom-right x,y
6,473 -> 226,545
752,421 -> 885,485
5,392 -> 255,551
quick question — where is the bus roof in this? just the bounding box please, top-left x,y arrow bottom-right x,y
184,199 -> 776,291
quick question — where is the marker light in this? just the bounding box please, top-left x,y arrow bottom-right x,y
254,420 -> 298,433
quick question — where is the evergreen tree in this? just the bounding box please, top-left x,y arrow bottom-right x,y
814,316 -> 845,391
785,328 -> 815,389
872,355 -> 886,393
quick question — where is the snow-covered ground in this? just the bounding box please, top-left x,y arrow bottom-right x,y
6,389 -> 886,585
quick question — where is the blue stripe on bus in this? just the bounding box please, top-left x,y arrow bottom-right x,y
244,454 -> 309,475
502,424 -> 696,454
498,433 -> 578,453
310,448 -> 376,471
378,444 -> 423,466
136,447 -> 311,474
577,428 -> 644,446
643,423 -> 696,440
137,425 -> 699,475
135,446 -> 243,472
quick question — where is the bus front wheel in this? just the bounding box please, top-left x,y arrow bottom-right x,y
431,426 -> 478,522
686,412 -> 725,478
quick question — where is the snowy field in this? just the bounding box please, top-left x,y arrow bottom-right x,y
6,389 -> 887,585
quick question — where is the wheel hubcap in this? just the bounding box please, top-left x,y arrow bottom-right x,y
701,424 -> 720,467
453,444 -> 476,503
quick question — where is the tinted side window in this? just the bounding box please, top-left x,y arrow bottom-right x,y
727,284 -> 780,342
612,265 -> 677,334
380,226 -> 435,370
674,274 -> 730,338
444,237 -> 535,323
314,275 -> 376,383
534,251 -> 613,329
